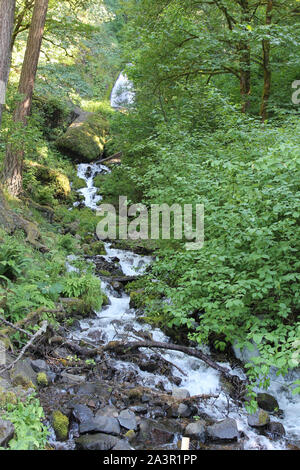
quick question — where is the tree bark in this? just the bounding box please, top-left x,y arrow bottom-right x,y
0,0 -> 16,126
239,0 -> 251,113
260,0 -> 273,122
2,0 -> 49,197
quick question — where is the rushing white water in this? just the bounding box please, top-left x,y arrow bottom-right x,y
73,162 -> 110,210
71,160 -> 300,450
110,72 -> 135,109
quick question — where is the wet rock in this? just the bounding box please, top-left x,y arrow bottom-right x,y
75,433 -> 120,450
265,421 -> 286,439
118,409 -> 137,431
60,372 -> 86,384
172,388 -> 190,400
98,405 -> 119,418
247,409 -> 270,428
257,393 -> 279,413
207,418 -> 239,442
170,403 -> 193,418
10,359 -> 37,388
0,419 -> 15,447
31,359 -> 50,373
130,405 -> 148,414
72,404 -> 94,425
184,420 -> 206,442
80,414 -> 121,435
112,440 -> 133,450
138,418 -> 181,447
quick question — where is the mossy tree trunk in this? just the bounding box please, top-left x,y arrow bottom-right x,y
0,0 -> 16,127
260,0 -> 273,123
2,0 -> 49,197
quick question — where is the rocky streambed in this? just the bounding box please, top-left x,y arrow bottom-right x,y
1,158 -> 300,451
34,160 -> 299,451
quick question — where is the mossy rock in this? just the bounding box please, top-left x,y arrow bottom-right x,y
56,111 -> 108,162
24,160 -> 71,200
37,372 -> 48,387
52,410 -> 69,441
0,388 -> 17,408
83,241 -> 106,256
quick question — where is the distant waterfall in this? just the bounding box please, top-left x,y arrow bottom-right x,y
110,72 -> 135,109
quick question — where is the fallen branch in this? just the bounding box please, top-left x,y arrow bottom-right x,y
104,339 -> 246,386
49,336 -> 99,358
0,321 -> 48,373
99,151 -> 122,164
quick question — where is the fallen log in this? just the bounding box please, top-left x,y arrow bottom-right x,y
49,336 -> 99,358
104,339 -> 247,387
99,151 -> 122,164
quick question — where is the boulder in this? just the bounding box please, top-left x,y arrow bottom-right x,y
138,418 -> 181,446
265,421 -> 286,439
257,393 -> 279,413
118,409 -> 137,431
0,419 -> 14,447
72,404 -> 94,425
75,433 -> 120,450
184,420 -> 206,442
247,409 -> 270,428
207,418 -> 239,442
174,403 -> 192,418
10,358 -> 37,388
56,111 -> 108,162
24,160 -> 71,200
79,414 -> 121,436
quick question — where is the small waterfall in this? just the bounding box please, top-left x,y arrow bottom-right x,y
110,72 -> 135,109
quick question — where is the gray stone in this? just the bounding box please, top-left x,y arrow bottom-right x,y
266,421 -> 285,439
118,409 -> 137,431
0,419 -> 14,447
207,418 -> 239,442
80,415 -> 121,435
247,409 -> 270,428
184,420 -> 206,442
72,404 -> 94,425
75,433 -> 120,450
60,372 -> 86,384
10,359 -> 37,387
172,388 -> 190,399
171,403 -> 192,418
98,405 -> 119,418
31,359 -> 50,373
112,440 -> 133,450
138,418 -> 180,446
257,393 -> 279,413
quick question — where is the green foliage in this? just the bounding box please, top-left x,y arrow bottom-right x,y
1,395 -> 49,450
62,271 -> 103,312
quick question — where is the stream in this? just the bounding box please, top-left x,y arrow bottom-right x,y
46,75 -> 300,451
64,157 -> 300,451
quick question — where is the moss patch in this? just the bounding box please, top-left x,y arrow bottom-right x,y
56,112 -> 109,162
52,410 -> 69,441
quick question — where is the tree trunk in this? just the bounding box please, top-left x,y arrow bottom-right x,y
239,0 -> 251,113
260,0 -> 273,122
0,0 -> 16,126
239,44 -> 251,113
2,0 -> 49,197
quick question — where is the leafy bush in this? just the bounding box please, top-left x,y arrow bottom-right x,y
1,395 -> 49,450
